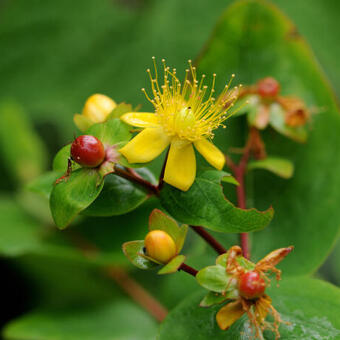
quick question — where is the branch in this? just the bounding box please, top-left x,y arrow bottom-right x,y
114,165 -> 159,196
190,226 -> 226,254
178,263 -> 198,276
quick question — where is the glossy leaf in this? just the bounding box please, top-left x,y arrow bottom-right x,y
160,170 -> 273,233
83,168 -> 155,217
158,277 -> 340,339
50,168 -> 104,229
3,301 -> 157,340
248,157 -> 294,179
122,240 -> 159,270
197,0 -> 340,275
158,255 -> 186,275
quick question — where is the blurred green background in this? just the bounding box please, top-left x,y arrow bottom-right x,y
0,0 -> 340,339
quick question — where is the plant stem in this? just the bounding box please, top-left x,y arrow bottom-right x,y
66,230 -> 168,322
190,226 -> 226,254
114,165 -> 160,196
107,267 -> 168,322
178,263 -> 198,276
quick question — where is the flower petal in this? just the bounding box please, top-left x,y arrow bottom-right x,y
194,139 -> 225,170
216,300 -> 245,330
164,139 -> 196,191
121,112 -> 159,128
255,294 -> 272,324
119,127 -> 170,163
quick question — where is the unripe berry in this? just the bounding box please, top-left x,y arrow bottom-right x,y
71,135 -> 105,167
257,77 -> 280,98
82,94 -> 116,123
239,271 -> 266,300
144,230 -> 177,263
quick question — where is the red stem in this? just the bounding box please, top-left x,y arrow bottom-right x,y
190,226 -> 226,254
114,165 -> 159,196
178,263 -> 198,276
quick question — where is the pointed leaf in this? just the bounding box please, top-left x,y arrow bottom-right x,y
160,170 -> 273,233
248,157 -> 294,179
158,255 -> 186,275
200,292 -> 229,308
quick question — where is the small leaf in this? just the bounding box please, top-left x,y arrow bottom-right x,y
53,144 -> 80,173
73,114 -> 94,131
196,265 -> 237,294
269,103 -> 307,143
50,168 -> 104,229
149,209 -> 188,253
200,292 -> 229,308
160,170 -> 273,233
221,175 -> 239,186
122,240 -> 159,270
86,118 -> 131,146
158,255 -> 186,275
248,157 -> 294,179
83,168 -> 155,217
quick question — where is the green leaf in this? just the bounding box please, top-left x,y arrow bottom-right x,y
160,170 -> 273,233
50,168 -> 104,229
269,103 -> 307,142
248,157 -> 294,179
221,174 -> 239,186
197,0 -> 340,275
158,277 -> 340,339
122,240 -> 159,270
27,171 -> 63,199
53,144 -> 76,173
158,255 -> 186,275
3,301 -> 157,340
199,292 -> 229,308
86,118 -> 131,146
196,265 -> 237,295
0,100 -> 47,184
73,113 -> 94,132
83,168 -> 155,217
149,209 -> 188,253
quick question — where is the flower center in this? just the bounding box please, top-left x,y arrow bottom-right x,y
142,58 -> 240,141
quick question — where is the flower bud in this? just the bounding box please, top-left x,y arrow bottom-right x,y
82,94 -> 116,123
144,230 -> 177,263
257,77 -> 280,98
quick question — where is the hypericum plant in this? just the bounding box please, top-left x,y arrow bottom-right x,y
27,55 -> 316,339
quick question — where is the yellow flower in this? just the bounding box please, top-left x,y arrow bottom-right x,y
74,94 -> 116,131
119,58 -> 239,191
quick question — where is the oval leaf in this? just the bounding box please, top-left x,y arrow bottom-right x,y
248,157 -> 294,179
50,168 -> 104,229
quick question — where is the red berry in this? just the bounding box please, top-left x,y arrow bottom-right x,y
71,135 -> 105,167
239,271 -> 266,300
257,77 -> 280,98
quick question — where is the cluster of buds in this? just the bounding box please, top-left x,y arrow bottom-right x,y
197,245 -> 293,339
239,77 -> 310,143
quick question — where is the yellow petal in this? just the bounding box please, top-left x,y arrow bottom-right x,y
255,295 -> 272,324
164,139 -> 196,191
216,300 -> 245,330
119,127 -> 170,163
194,139 -> 225,170
121,112 -> 160,128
